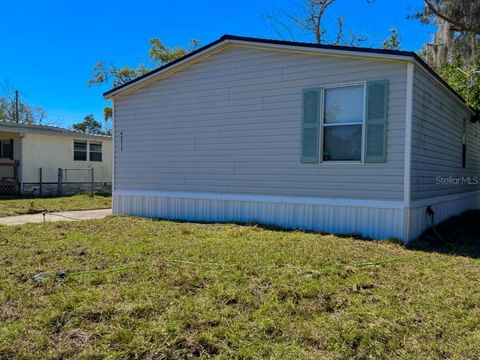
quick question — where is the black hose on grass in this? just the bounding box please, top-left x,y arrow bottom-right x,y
426,206 -> 457,251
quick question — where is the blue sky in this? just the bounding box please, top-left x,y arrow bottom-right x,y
0,0 -> 435,128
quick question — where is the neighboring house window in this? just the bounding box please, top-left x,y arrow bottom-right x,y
323,85 -> 364,161
74,141 -> 87,161
0,139 -> 13,160
89,142 -> 102,162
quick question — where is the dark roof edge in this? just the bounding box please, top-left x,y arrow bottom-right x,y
222,34 -> 418,57
103,34 -> 476,114
103,36 -> 227,98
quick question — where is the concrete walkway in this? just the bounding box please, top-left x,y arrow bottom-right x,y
0,208 -> 112,225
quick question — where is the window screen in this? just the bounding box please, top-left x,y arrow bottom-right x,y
74,141 -> 87,161
89,142 -> 102,162
324,125 -> 362,161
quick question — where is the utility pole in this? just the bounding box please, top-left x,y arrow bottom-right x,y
14,90 -> 19,123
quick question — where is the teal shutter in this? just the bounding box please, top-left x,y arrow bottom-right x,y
301,89 -> 321,163
365,80 -> 389,163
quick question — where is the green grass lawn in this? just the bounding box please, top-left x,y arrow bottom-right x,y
1,213 -> 479,359
0,194 -> 111,217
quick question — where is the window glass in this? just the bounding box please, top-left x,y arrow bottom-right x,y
74,141 -> 87,161
2,140 -> 13,159
89,142 -> 102,162
323,125 -> 362,161
0,140 -> 13,159
324,85 -> 364,124
323,85 -> 365,161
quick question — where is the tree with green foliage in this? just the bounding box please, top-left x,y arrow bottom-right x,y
103,106 -> 112,122
440,57 -> 480,111
89,38 -> 199,121
89,38 -> 199,88
89,62 -> 150,89
382,28 -> 401,50
72,114 -> 104,135
413,0 -> 479,111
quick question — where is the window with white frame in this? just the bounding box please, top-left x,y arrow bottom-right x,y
322,84 -> 364,161
89,142 -> 102,162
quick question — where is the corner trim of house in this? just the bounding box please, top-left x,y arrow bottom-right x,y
404,63 -> 414,208
403,62 -> 414,240
113,189 -> 404,209
111,100 -> 115,194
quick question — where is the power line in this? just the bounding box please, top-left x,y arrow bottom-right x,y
14,90 -> 19,123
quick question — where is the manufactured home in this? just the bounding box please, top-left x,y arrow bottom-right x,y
0,122 -> 112,196
104,35 -> 479,242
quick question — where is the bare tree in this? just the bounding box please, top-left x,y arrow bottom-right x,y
267,0 -> 371,46
0,80 -> 16,122
0,80 -> 47,124
295,0 -> 336,44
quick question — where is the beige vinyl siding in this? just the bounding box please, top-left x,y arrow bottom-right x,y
410,67 -> 480,200
114,45 -> 407,200
21,133 -> 112,183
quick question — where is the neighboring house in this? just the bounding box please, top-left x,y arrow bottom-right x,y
104,35 -> 480,242
0,122 -> 112,196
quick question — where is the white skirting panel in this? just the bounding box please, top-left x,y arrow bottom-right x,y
113,190 -> 406,240
409,190 -> 480,240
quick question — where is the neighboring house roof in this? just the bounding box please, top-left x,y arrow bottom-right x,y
103,34 -> 476,115
0,121 -> 111,140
